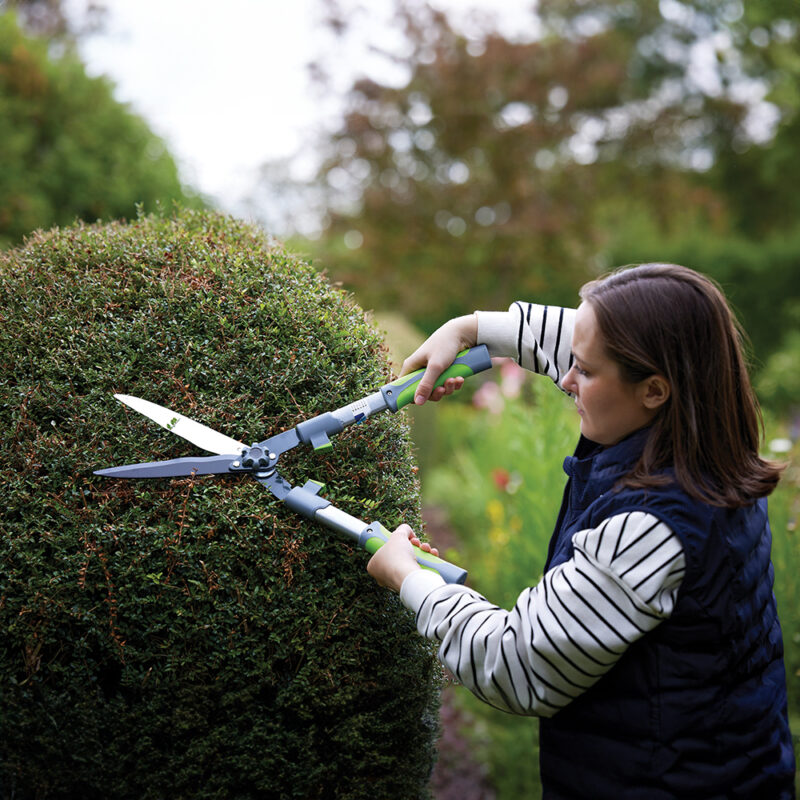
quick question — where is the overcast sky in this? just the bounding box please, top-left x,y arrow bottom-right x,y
70,0 -> 538,217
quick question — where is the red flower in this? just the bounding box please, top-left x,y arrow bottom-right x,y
492,468 -> 510,491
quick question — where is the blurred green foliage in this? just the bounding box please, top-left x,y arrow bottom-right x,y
758,326 -> 800,417
425,373 -> 800,799
0,11 -> 200,249
0,208 -> 440,799
606,225 -> 800,373
296,0 -> 800,393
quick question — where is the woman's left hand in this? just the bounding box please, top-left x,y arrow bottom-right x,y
367,524 -> 439,593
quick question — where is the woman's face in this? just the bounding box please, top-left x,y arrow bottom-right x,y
562,302 -> 659,446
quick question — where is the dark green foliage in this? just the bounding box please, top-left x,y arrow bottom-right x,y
0,12 -> 199,249
607,226 -> 800,368
0,209 -> 440,799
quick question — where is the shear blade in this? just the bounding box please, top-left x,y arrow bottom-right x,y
114,394 -> 246,455
94,454 -> 237,478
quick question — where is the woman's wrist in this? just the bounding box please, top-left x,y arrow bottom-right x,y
367,526 -> 424,593
446,314 -> 479,350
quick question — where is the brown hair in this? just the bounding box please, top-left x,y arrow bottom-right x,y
580,263 -> 783,507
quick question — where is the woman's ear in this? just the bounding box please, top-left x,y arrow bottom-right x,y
640,375 -> 670,410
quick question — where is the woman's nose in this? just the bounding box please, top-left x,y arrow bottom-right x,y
562,365 -> 577,393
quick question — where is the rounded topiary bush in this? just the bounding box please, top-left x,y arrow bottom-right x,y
0,209 -> 440,799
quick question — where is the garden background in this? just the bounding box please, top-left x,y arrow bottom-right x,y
2,0 -> 799,796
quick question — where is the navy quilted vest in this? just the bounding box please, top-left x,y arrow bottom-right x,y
539,429 -> 796,799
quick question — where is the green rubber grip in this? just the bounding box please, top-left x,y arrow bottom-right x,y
359,523 -> 468,585
380,345 -> 492,412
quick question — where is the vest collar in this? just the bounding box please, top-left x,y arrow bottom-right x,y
562,426 -> 651,507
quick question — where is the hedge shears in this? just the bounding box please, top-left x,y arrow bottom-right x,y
94,346 -> 492,584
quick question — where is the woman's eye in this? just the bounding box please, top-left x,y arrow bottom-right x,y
569,356 -> 588,377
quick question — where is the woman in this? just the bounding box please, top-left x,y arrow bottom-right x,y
367,264 -> 796,798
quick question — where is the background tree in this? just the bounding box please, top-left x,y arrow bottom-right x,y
0,11 -> 199,248
275,0 -> 799,367
1,0 -> 104,39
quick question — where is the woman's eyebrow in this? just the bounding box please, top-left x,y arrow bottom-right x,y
571,349 -> 590,367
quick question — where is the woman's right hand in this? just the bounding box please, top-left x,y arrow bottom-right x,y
400,315 -> 479,405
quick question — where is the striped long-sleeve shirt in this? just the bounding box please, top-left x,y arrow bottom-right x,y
399,303 -> 686,717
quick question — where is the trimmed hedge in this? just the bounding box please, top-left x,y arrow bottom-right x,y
0,210 -> 440,799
